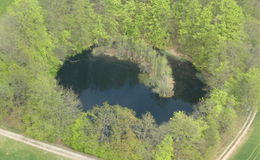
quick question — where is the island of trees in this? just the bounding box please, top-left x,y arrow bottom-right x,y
0,0 -> 259,160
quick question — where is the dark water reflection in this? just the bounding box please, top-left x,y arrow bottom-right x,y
57,51 -> 206,123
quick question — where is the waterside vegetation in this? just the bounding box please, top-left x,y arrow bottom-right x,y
0,0 -> 259,160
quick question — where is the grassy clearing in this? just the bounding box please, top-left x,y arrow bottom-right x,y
0,0 -> 13,16
0,135 -> 68,160
230,112 -> 260,160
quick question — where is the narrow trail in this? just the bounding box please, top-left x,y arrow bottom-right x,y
216,111 -> 258,160
0,128 -> 99,160
166,47 -> 192,61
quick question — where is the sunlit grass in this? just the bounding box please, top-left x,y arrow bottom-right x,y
0,135 -> 68,160
231,112 -> 260,160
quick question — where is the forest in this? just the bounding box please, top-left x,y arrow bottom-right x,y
0,0 -> 259,160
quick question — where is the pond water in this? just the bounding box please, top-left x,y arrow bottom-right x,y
57,50 -> 206,123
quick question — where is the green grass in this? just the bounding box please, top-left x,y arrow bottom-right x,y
0,135 -> 68,160
230,112 -> 260,160
0,0 -> 13,16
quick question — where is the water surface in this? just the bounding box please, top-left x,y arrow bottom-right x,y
57,51 -> 206,123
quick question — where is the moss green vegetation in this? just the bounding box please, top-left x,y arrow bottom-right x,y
0,135 -> 67,160
0,0 -> 13,16
0,0 -> 259,160
231,112 -> 260,160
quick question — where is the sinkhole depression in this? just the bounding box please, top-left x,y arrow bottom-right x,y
57,50 -> 206,123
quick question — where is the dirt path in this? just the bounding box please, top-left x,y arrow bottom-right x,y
166,47 -> 192,61
217,111 -> 258,160
0,128 -> 99,160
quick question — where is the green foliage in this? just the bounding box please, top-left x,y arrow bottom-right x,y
202,119 -> 221,157
66,103 -> 145,160
154,135 -> 174,160
239,68 -> 260,110
199,89 -> 238,132
0,61 -> 30,124
0,60 -> 80,142
167,112 -> 207,160
22,75 -> 80,141
175,0 -> 245,70
5,0 -> 60,72
89,0 -> 172,49
197,89 -> 239,158
142,0 -> 172,48
39,0 -> 108,57
206,41 -> 249,89
0,0 -> 14,16
66,112 -> 95,152
236,0 -> 260,18
245,17 -> 260,68
38,0 -> 74,59
0,0 -> 259,159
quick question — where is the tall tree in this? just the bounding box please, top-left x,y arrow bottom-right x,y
154,135 -> 174,160
175,0 -> 244,71
1,0 -> 59,72
168,112 -> 207,160
143,0 -> 172,48
22,74 -> 80,141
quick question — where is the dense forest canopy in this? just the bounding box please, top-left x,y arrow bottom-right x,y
0,0 -> 259,160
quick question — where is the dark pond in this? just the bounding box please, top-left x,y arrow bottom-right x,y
57,50 -> 206,123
